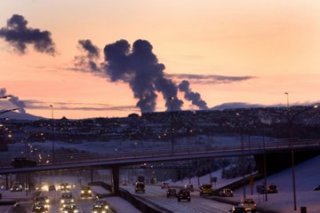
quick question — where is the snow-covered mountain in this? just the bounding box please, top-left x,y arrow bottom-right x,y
0,111 -> 43,121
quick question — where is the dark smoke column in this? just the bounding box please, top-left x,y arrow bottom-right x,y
0,14 -> 56,55
178,80 -> 208,110
103,39 -> 183,113
76,39 -> 100,72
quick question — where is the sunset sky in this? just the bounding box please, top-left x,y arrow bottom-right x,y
1,0 -> 320,119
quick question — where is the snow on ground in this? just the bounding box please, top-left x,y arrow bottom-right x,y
239,155 -> 320,213
168,167 -> 247,189
167,155 -> 320,213
90,185 -> 141,213
0,189 -> 33,213
105,196 -> 141,213
0,205 -> 11,213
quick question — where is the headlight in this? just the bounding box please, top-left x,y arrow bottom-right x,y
74,210 -> 78,213
93,211 -> 97,213
102,211 -> 106,213
45,199 -> 49,203
42,185 -> 49,191
88,190 -> 92,193
60,200 -> 65,203
81,190 -> 84,193
104,206 -> 109,209
64,211 -> 68,213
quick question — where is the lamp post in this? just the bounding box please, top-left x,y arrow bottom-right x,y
285,92 -> 289,108
283,93 -> 318,211
169,97 -> 175,153
284,92 -> 297,211
283,92 -> 298,211
262,131 -> 268,202
49,105 -> 55,164
235,112 -> 247,200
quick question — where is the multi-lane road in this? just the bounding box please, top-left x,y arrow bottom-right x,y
123,184 -> 233,213
2,180 -> 236,213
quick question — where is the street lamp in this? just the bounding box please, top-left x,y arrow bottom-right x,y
235,112 -> 247,200
169,97 -> 175,153
49,105 -> 55,164
283,92 -> 298,211
284,92 -> 318,211
284,92 -> 289,108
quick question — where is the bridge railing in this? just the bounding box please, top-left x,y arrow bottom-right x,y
42,138 -> 320,165
1,138 -> 320,168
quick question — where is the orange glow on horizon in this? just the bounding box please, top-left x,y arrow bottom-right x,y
1,1 -> 320,118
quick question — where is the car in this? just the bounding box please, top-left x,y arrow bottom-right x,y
34,196 -> 50,209
10,183 -> 23,192
10,157 -> 37,168
177,189 -> 191,202
61,204 -> 79,213
185,184 -> 194,192
161,182 -> 170,189
80,185 -> 93,198
256,184 -> 278,194
219,188 -> 234,197
200,184 -> 213,196
60,192 -> 74,208
32,203 -> 48,213
166,188 -> 177,198
35,184 -> 50,192
49,185 -> 56,191
92,200 -> 110,213
240,198 -> 257,212
59,183 -> 71,191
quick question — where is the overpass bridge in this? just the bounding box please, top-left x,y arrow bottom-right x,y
1,138 -> 320,193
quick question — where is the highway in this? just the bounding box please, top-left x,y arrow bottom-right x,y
2,180 -> 236,213
5,185 -> 114,213
122,184 -> 233,213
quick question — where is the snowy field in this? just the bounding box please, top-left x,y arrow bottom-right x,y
164,155 -> 320,213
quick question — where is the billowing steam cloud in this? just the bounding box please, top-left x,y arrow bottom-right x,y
0,14 -> 55,55
0,88 -> 26,113
77,39 -> 184,112
178,80 -> 208,110
75,39 -> 100,72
